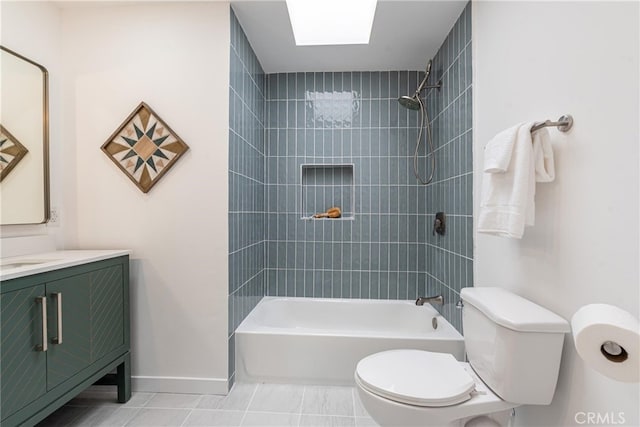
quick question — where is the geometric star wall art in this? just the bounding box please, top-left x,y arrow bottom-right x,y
101,102 -> 189,193
0,124 -> 29,182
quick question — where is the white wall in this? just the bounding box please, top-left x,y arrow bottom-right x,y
0,1 -> 64,249
473,2 -> 639,426
61,2 -> 230,393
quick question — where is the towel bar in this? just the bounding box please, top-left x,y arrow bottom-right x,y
531,115 -> 573,133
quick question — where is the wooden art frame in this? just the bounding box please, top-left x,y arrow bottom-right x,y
0,124 -> 29,182
101,102 -> 189,193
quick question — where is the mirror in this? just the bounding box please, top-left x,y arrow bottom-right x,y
0,46 -> 49,225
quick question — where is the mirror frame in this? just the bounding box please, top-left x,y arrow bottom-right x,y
0,45 -> 50,225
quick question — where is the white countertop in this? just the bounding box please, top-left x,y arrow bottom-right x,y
0,250 -> 131,281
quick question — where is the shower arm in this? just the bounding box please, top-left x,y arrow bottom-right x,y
414,76 -> 442,96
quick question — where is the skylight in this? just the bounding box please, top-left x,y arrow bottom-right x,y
285,0 -> 378,46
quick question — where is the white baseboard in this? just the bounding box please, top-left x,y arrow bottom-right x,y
132,376 -> 229,395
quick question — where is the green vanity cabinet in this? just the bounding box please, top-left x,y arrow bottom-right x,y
0,285 -> 48,421
45,273 -> 92,390
89,265 -> 125,363
0,255 -> 130,427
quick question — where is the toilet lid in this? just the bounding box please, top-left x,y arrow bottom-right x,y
355,350 -> 476,407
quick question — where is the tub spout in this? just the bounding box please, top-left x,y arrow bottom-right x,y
415,295 -> 444,306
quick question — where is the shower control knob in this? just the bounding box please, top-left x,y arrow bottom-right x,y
433,212 -> 446,236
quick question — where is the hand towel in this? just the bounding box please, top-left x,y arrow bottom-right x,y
532,127 -> 555,183
483,125 -> 520,173
478,123 -> 535,239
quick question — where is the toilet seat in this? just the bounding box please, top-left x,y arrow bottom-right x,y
355,349 -> 476,407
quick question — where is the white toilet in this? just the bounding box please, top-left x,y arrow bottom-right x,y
355,287 -> 570,427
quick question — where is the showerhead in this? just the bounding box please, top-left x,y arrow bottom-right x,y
397,58 -> 441,110
397,57 -> 439,186
398,95 -> 422,110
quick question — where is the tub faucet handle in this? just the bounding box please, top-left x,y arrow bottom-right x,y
415,295 -> 444,306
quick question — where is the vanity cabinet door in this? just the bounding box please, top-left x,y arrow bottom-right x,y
90,265 -> 125,362
0,285 -> 47,420
45,274 -> 91,390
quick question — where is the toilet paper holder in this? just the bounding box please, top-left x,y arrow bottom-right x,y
601,341 -> 628,363
572,303 -> 639,383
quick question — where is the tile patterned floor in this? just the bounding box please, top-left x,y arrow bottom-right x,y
36,383 -> 379,427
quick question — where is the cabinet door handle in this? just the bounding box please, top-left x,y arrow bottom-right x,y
35,296 -> 47,352
52,292 -> 62,345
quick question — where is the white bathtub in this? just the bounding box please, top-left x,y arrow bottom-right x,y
235,297 -> 465,385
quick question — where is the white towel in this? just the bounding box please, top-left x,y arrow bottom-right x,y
532,128 -> 555,182
483,125 -> 520,173
478,122 -> 555,239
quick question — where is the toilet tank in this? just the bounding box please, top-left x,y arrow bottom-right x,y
461,287 -> 570,405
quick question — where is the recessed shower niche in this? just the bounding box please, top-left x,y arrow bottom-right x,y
301,164 -> 354,219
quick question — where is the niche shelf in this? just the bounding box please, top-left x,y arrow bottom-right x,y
301,164 -> 354,220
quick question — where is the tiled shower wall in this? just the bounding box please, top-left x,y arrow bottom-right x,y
264,70 -> 429,302
228,9 -> 265,384
263,4 -> 472,332
228,2 -> 471,356
421,2 -> 473,331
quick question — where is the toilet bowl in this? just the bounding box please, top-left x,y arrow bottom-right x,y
354,287 -> 570,427
355,349 -> 517,427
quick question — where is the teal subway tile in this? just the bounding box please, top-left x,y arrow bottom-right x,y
361,72 -> 372,98
304,270 -> 314,297
371,100 -> 381,128
371,72 -> 381,98
370,273 -> 380,299
321,270 -> 332,297
277,73 -> 287,99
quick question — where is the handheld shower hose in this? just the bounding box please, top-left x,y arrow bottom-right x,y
397,59 -> 441,185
